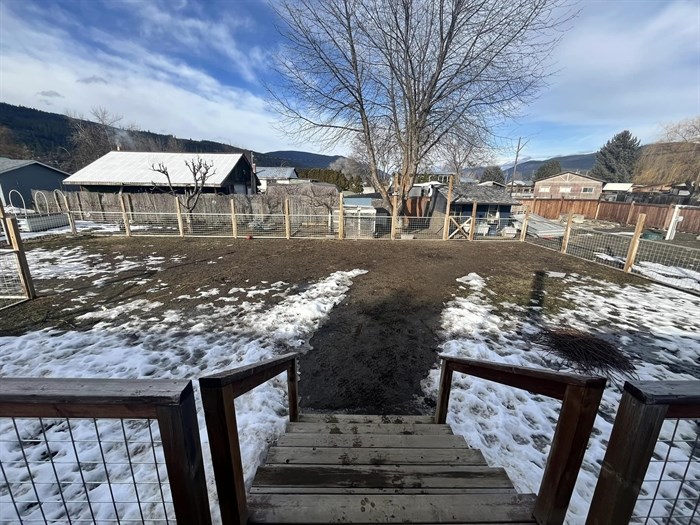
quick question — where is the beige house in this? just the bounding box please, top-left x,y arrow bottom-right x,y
533,172 -> 603,200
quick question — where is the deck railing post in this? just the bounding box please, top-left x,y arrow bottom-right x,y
435,359 -> 454,424
287,357 -> 299,422
156,382 -> 212,525
533,383 -> 605,525
200,382 -> 248,525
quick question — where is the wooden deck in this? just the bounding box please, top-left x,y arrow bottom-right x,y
248,414 -> 536,524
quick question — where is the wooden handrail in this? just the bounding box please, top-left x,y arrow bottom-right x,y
586,380 -> 700,525
435,354 -> 606,525
199,353 -> 300,525
0,377 -> 211,524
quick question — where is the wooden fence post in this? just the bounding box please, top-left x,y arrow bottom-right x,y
338,193 -> 345,240
468,201 -> 478,241
561,213 -> 574,254
284,198 -> 291,240
442,175 -> 454,240
61,193 -> 77,235
119,193 -> 131,237
594,198 -> 602,221
532,197 -> 538,216
663,203 -> 675,230
585,390 -> 667,525
175,197 -> 185,237
156,382 -> 212,525
391,194 -> 399,240
7,217 -> 36,299
557,196 -> 565,219
625,201 -> 636,225
230,199 -> 238,238
623,213 -> 646,273
519,210 -> 530,242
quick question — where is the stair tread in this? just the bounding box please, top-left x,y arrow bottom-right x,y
298,414 -> 435,424
275,433 -> 469,449
286,422 -> 452,435
265,446 -> 486,466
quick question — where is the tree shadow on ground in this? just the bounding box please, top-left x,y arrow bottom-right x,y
299,289 -> 441,415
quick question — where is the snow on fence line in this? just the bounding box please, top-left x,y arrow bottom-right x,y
526,213 -> 700,294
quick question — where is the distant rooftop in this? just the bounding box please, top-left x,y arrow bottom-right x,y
439,184 -> 520,205
64,151 -> 247,187
256,166 -> 298,180
0,157 -> 70,176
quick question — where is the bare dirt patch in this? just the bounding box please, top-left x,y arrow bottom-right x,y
3,235 -> 648,414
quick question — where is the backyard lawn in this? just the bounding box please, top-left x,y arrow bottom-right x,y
1,236 -> 698,522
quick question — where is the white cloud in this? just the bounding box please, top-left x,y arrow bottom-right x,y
0,1 -> 316,153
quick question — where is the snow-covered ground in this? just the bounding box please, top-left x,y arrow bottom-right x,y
422,272 -> 700,523
0,245 -> 367,522
1,243 -> 698,524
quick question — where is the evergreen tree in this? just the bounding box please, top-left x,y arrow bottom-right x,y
533,159 -> 562,181
590,130 -> 641,183
351,175 -> 364,193
480,166 -> 505,184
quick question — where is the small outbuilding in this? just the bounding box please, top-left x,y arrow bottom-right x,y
63,151 -> 258,195
533,172 -> 603,200
0,157 -> 70,210
255,166 -> 299,193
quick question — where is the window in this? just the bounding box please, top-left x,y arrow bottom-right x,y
582,187 -> 594,193
559,187 -> 571,193
539,186 -> 550,193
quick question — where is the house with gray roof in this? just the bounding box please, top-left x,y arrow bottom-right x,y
0,157 -> 70,210
63,151 -> 258,195
255,166 -> 299,193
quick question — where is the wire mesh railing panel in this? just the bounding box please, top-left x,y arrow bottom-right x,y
0,417 -> 175,524
397,217 -> 443,240
631,418 -> 699,525
564,227 -> 633,270
631,239 -> 700,291
0,250 -> 25,309
234,214 -> 287,238
128,213 -> 180,237
290,214 -> 336,238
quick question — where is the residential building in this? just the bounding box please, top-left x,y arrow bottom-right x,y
63,151 -> 258,195
255,166 -> 299,193
0,157 -> 70,210
602,183 -> 634,201
533,172 -> 603,200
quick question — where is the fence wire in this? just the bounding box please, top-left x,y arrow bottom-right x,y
0,417 -> 175,524
0,249 -> 25,309
631,418 -> 700,525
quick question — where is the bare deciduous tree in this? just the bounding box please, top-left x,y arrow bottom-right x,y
271,0 -> 569,211
150,156 -> 217,215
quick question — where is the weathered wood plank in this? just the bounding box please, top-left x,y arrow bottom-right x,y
624,380 -> 700,409
249,487 -> 518,495
275,434 -> 469,449
253,464 -> 513,489
286,423 -> 452,435
247,493 -> 537,523
0,378 -> 191,418
199,353 -> 296,396
298,414 -> 435,424
265,446 -> 486,466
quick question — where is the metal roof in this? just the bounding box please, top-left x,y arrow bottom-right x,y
63,151 -> 246,187
0,157 -> 70,176
255,166 -> 298,180
439,184 -> 519,205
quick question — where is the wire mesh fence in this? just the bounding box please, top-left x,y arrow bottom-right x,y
0,249 -> 25,310
631,418 -> 699,525
565,227 -> 633,270
0,417 -> 175,524
632,239 -> 700,290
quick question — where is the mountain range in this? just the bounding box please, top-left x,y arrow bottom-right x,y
0,102 -> 595,177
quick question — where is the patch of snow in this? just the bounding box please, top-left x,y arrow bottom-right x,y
423,273 -> 700,524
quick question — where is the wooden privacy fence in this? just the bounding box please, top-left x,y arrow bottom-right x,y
0,377 -> 211,524
435,355 -> 607,525
524,198 -> 700,233
586,380 -> 700,525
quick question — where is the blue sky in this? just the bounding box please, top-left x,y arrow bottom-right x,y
0,0 -> 698,163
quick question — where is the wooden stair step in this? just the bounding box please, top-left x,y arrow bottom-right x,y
247,493 -> 537,523
298,414 -> 435,424
286,422 -> 452,435
275,433 -> 469,449
250,486 -> 518,495
253,464 -> 513,490
265,446 -> 487,466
